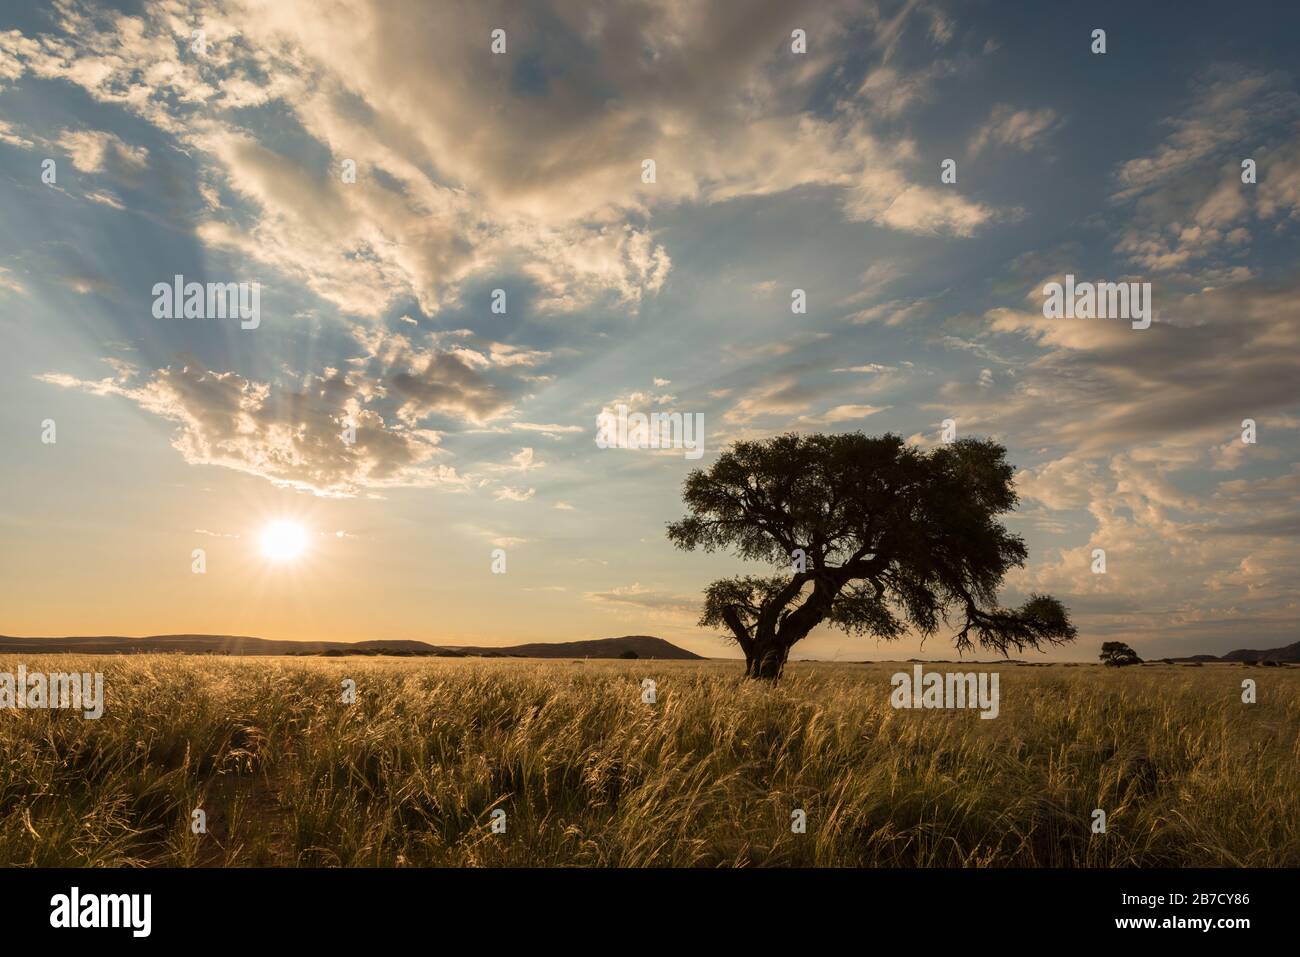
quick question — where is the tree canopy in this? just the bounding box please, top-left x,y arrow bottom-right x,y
1100,641 -> 1142,667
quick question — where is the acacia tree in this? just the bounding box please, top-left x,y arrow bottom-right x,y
667,432 -> 1076,679
1099,641 -> 1142,666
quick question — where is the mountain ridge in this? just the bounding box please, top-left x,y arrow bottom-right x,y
446,635 -> 701,659
0,633 -> 703,659
0,633 -> 1291,663
1208,640 -> 1299,663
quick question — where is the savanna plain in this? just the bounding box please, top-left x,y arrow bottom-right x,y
1,655 -> 1295,867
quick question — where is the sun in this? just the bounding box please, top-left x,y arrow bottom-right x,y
259,520 -> 309,562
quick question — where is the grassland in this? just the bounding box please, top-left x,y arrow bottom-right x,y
1,655 -> 1296,867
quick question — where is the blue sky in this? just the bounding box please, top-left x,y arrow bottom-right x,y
1,0 -> 1297,660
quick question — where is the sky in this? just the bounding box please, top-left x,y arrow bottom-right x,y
0,0 -> 1297,662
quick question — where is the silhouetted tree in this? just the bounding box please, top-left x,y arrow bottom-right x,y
1100,641 -> 1143,667
619,650 -> 639,659
668,432 -> 1076,679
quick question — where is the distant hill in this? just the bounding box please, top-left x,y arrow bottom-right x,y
447,635 -> 703,660
0,633 -> 459,656
1166,641 -> 1300,664
1219,640 -> 1300,663
0,633 -> 702,660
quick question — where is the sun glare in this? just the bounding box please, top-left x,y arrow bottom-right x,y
260,520 -> 308,562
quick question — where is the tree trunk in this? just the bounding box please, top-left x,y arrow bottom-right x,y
747,639 -> 789,680
747,573 -> 843,680
737,573 -> 845,680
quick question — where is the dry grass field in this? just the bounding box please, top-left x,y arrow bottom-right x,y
1,655 -> 1296,867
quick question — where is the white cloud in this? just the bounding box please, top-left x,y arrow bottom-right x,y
57,128 -> 148,173
0,0 -> 1016,327
968,104 -> 1062,156
797,404 -> 890,424
493,486 -> 536,502
36,360 -> 462,497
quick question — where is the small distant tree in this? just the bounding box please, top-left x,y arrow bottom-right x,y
1100,641 -> 1142,667
618,650 -> 639,659
668,432 -> 1076,679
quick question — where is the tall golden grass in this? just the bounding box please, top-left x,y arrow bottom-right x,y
1,655 -> 1295,867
